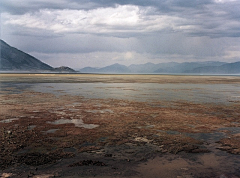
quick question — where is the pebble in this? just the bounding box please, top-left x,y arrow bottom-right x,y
1,173 -> 14,178
32,174 -> 54,178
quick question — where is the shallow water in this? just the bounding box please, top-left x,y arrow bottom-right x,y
44,129 -> 60,134
47,118 -> 99,129
33,83 -> 240,104
157,130 -> 227,142
218,127 -> 240,134
0,118 -> 19,123
1,82 -> 240,105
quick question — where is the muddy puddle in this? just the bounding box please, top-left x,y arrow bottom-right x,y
47,118 -> 99,129
159,130 -> 227,142
1,74 -> 240,178
43,129 -> 60,134
0,118 -> 19,123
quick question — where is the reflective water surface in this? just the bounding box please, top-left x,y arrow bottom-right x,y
1,82 -> 240,104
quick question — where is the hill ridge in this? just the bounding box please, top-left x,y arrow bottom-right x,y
0,40 -> 76,73
81,61 -> 240,74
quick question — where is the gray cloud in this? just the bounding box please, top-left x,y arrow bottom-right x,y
0,0 -> 96,14
1,0 -> 240,68
2,0 -> 240,38
0,0 -> 213,15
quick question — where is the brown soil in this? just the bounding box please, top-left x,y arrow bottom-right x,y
217,136 -> 240,154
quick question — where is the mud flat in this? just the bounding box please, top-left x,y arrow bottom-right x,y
1,74 -> 240,178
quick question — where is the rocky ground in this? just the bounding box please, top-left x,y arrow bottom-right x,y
0,74 -> 240,178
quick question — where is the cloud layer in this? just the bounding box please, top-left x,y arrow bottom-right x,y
3,6 -> 188,36
1,0 -> 240,68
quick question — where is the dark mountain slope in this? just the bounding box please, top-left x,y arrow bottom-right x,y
0,40 -> 53,71
54,66 -> 76,73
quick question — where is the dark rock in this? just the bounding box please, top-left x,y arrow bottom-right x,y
104,154 -> 113,157
68,160 -> 107,167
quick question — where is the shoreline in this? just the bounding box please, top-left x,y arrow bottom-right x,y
1,73 -> 240,84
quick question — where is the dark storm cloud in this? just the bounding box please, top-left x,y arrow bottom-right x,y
0,0 -> 213,14
81,0 -> 213,11
0,0 -> 97,14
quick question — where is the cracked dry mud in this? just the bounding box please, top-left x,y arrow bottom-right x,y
0,74 -> 240,178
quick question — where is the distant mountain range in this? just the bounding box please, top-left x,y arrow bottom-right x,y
80,63 -> 131,73
185,62 -> 240,74
1,39 -> 239,74
0,40 -> 76,73
80,61 -> 240,74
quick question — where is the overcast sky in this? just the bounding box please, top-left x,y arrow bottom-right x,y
1,0 -> 240,68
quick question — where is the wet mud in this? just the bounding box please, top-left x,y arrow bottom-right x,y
1,74 -> 240,178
